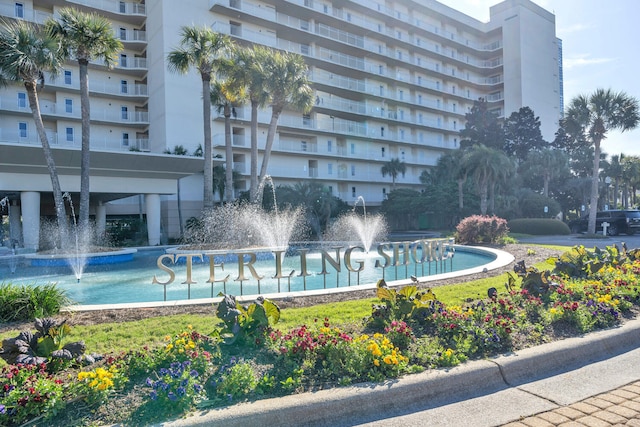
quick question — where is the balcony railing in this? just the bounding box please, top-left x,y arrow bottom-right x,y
67,0 -> 146,16
0,129 -> 148,152
0,3 -> 52,23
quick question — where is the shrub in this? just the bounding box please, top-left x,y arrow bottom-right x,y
0,283 -> 71,322
507,218 -> 570,235
455,215 -> 509,244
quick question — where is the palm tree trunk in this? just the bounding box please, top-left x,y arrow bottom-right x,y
26,82 -> 68,248
202,75 -> 214,209
224,106 -> 234,203
250,100 -> 259,202
259,108 -> 282,187
588,140 -> 601,234
78,58 -> 91,236
457,178 -> 465,209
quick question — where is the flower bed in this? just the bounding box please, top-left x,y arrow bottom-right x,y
1,245 -> 639,426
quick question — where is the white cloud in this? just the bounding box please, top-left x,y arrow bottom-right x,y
563,54 -> 615,70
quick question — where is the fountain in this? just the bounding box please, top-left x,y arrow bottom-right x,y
1,186 -> 509,306
323,196 -> 387,253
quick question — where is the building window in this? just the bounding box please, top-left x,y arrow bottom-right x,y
328,163 -> 333,175
453,103 -> 457,112
121,80 -> 128,93
397,50 -> 402,60
380,127 -> 384,137
352,187 -> 356,198
399,90 -> 404,100
379,85 -> 384,96
302,114 -> 311,126
381,147 -> 385,157
382,188 -> 386,197
323,5 -> 328,13
301,140 -> 308,151
300,44 -> 309,55
64,70 -> 72,85
122,132 -> 130,147
346,12 -> 351,21
65,98 -> 73,113
327,140 -> 332,152
66,127 -> 74,142
453,120 -> 457,130
17,92 -> 26,108
351,165 -> 355,176
435,64 -> 439,72
417,57 -> 421,66
18,122 -> 27,138
418,113 -> 423,124
119,54 -> 127,67
120,27 -> 127,40
417,76 -> 422,85
121,106 -> 128,120
350,143 -> 355,154
399,110 -> 404,120
119,1 -> 126,13
452,86 -> 456,95
400,129 -> 405,140
328,185 -> 333,194
418,94 -> 422,104
378,65 -> 383,75
15,2 -> 24,18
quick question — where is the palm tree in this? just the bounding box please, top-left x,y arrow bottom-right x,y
565,89 -> 640,234
229,46 -> 270,201
210,78 -> 245,203
259,49 -> 314,189
602,154 -> 623,208
521,148 -> 569,197
381,158 -> 407,189
167,26 -> 231,209
46,8 -> 123,235
464,144 -> 515,215
0,19 -> 68,244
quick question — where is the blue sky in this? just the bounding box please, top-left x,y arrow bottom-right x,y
437,0 -> 640,157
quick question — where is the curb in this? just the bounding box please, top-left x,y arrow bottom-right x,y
162,318 -> 640,427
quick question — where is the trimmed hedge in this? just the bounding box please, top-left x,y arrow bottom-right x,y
507,218 -> 570,235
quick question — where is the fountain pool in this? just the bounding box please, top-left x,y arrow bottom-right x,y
0,242 -> 510,307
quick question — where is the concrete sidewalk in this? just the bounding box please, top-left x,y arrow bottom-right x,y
162,317 -> 640,427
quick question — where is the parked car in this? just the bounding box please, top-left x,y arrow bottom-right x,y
568,210 -> 640,236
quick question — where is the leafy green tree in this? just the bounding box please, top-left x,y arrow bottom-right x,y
459,98 -> 504,151
565,89 -> 640,234
259,50 -> 314,195
0,20 -> 68,244
46,8 -> 122,235
381,158 -> 407,189
276,182 -> 347,237
519,148 -> 569,197
503,107 -> 547,162
167,26 -> 231,209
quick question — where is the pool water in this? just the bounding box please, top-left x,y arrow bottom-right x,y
0,246 -> 495,305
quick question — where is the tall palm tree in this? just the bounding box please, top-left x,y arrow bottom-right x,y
0,19 -> 68,244
229,46 -> 270,201
167,26 -> 231,209
380,158 -> 407,189
210,78 -> 245,203
602,154 -> 623,208
46,8 -> 123,235
565,89 -> 640,234
259,49 -> 314,188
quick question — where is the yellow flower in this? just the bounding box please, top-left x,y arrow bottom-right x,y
164,335 -> 171,341
373,359 -> 380,367
165,343 -> 174,351
187,324 -> 193,330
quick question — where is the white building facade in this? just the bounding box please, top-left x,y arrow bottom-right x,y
0,0 -> 561,248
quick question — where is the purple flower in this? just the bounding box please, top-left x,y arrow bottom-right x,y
145,377 -> 154,387
176,386 -> 186,397
149,391 -> 157,400
190,369 -> 199,378
168,392 -> 177,401
0,404 -> 5,414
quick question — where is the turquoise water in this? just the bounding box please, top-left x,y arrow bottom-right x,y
0,246 -> 495,305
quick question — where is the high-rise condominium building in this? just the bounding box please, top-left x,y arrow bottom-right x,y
0,0 -> 561,249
